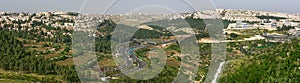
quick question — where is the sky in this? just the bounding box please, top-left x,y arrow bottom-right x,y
0,0 -> 299,14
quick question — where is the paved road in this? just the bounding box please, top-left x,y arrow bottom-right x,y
212,61 -> 225,83
113,39 -> 176,76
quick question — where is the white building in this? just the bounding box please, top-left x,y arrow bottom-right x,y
244,35 -> 266,41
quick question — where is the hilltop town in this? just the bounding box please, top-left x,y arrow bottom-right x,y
1,9 -> 299,42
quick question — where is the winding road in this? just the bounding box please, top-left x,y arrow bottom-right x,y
114,39 -> 176,76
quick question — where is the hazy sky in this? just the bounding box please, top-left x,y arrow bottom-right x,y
0,0 -> 299,14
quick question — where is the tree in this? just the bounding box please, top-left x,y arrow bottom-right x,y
229,33 -> 238,38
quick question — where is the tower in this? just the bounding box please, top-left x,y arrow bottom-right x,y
266,13 -> 270,23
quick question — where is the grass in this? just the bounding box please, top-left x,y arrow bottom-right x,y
166,58 -> 181,67
98,59 -> 116,68
0,69 -> 63,82
0,79 -> 31,83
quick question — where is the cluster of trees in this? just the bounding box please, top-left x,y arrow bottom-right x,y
66,12 -> 79,16
5,24 -> 72,43
256,16 -> 287,21
220,39 -> 300,82
0,28 -> 79,82
95,36 -> 111,54
110,65 -> 179,82
185,17 -> 231,30
133,29 -> 165,39
97,19 -> 116,33
0,72 -> 61,82
277,25 -> 295,31
229,33 -> 238,38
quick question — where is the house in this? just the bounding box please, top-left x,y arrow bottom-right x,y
289,28 -> 300,36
